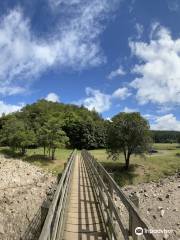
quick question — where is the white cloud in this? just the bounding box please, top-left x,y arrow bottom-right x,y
143,114 -> 157,121
49,0 -> 81,8
123,106 -> 137,113
80,87 -> 111,113
130,24 -> 180,106
0,86 -> 25,96
0,2 -> 119,95
108,65 -> 126,79
77,86 -> 131,113
0,101 -> 23,116
45,93 -> 60,102
112,87 -> 131,99
167,0 -> 179,12
135,23 -> 143,39
151,114 -> 180,131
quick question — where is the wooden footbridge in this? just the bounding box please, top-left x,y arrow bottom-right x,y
38,150 -> 157,240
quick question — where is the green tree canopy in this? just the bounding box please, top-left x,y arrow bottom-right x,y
106,112 -> 152,169
0,116 -> 36,155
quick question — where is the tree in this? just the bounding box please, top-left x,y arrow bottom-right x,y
41,118 -> 69,160
177,134 -> 180,144
106,112 -> 152,170
0,117 -> 36,155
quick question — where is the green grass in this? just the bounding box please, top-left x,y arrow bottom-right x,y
90,143 -> 180,186
0,147 -> 72,175
0,143 -> 180,186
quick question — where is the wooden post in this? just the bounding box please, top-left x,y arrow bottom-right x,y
129,194 -> 140,240
41,200 -> 51,229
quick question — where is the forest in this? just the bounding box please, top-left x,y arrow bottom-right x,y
0,100 -> 179,159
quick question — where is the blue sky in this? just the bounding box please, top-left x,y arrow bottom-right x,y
0,0 -> 180,130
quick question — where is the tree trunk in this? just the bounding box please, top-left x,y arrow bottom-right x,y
21,148 -> 26,155
125,155 -> 130,170
43,146 -> 46,156
51,148 -> 55,160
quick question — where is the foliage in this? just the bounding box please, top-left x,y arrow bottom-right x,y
0,116 -> 36,155
152,130 -> 180,143
106,112 -> 152,169
0,100 -> 106,158
0,99 -> 180,161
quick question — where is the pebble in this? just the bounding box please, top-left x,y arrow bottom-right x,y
165,194 -> 170,199
163,233 -> 169,239
160,209 -> 165,217
173,208 -> 178,212
0,224 -> 4,234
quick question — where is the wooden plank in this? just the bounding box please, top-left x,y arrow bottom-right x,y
39,150 -> 76,240
82,150 -> 157,240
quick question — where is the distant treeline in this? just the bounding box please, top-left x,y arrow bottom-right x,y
0,100 -> 107,152
0,100 -> 179,154
151,130 -> 180,143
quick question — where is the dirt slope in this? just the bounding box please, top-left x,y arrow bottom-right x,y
122,173 -> 180,239
0,155 -> 56,240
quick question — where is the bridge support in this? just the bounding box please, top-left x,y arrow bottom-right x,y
129,194 -> 140,240
41,200 -> 51,228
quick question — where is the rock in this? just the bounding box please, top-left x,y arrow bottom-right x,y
158,206 -> 163,210
163,233 -> 169,239
158,197 -> 163,201
153,215 -> 156,219
173,208 -> 178,212
0,224 -> 4,234
168,189 -> 173,193
160,209 -> 165,217
144,193 -> 148,197
165,194 -> 170,199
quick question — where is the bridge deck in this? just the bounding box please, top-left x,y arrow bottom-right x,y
62,154 -> 108,240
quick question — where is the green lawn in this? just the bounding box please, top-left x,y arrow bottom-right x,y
0,147 -> 73,175
90,143 -> 180,186
0,143 -> 180,186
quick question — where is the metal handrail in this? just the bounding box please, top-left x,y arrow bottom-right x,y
38,149 -> 76,240
81,150 -> 157,240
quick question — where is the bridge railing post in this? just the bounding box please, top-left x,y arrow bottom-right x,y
129,194 -> 141,240
41,200 -> 51,229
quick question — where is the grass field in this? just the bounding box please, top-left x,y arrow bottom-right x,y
90,143 -> 180,186
0,143 -> 180,186
0,147 -> 73,175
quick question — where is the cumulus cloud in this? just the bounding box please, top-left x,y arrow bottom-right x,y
0,101 -> 23,116
112,87 -> 131,99
130,24 -> 180,106
135,23 -> 144,39
151,114 -> 180,131
167,0 -> 179,12
45,93 -> 60,102
79,87 -> 111,113
77,86 -> 131,113
123,106 -> 137,113
0,1 -> 119,95
108,65 -> 126,79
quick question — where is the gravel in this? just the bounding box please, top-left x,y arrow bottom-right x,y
0,155 -> 57,240
122,174 -> 180,239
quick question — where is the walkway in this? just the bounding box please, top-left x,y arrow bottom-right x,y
62,154 -> 108,240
